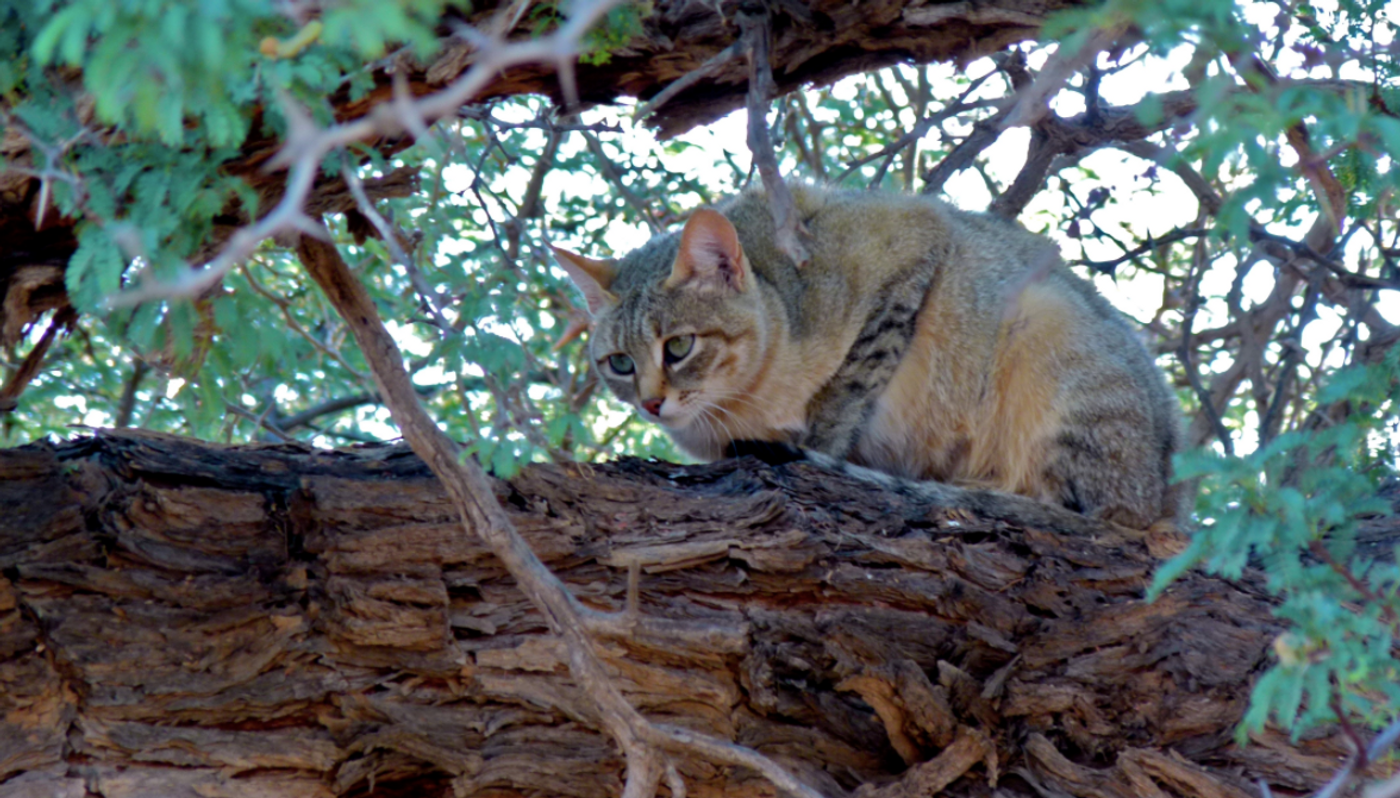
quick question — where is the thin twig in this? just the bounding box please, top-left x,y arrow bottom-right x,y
634,41 -> 746,121
1077,227 -> 1209,274
223,399 -> 295,442
738,6 -> 810,267
341,153 -> 452,331
830,76 -> 996,186
1000,22 -> 1128,130
1179,237 -> 1235,455
582,129 -> 663,235
239,261 -> 369,380
114,359 -> 149,428
0,307 -> 76,412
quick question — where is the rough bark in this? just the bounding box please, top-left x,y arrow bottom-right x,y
0,430 -> 1375,798
0,0 -> 1068,338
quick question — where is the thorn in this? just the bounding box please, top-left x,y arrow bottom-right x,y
33,177 -> 50,231
551,316 -> 590,351
267,89 -> 320,171
288,213 -> 333,241
557,56 -> 580,112
393,69 -> 432,143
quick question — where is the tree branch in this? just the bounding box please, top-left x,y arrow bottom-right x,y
0,306 -> 75,413
114,359 -> 149,429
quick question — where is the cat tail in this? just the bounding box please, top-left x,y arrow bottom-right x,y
792,449 -> 1133,539
724,440 -> 1138,539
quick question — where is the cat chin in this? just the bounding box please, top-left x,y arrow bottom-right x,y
664,422 -> 730,462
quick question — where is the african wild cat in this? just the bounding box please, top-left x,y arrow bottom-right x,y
554,185 -> 1185,530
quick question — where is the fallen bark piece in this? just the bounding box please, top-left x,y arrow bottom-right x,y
0,430 -> 1371,796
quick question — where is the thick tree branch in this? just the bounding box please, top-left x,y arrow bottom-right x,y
0,431 -> 1378,797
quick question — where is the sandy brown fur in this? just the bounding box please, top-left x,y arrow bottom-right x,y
555,185 -> 1186,529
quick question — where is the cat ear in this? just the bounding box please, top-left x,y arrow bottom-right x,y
667,209 -> 749,292
552,246 -> 618,316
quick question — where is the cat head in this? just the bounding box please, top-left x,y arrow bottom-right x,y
554,209 -> 775,443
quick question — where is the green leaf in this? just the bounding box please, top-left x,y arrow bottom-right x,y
66,225 -> 125,313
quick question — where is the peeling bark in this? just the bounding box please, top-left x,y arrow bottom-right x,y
0,430 -> 1376,797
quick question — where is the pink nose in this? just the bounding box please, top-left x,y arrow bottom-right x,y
641,397 -> 663,416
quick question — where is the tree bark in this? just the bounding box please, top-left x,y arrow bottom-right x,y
0,430 -> 1372,797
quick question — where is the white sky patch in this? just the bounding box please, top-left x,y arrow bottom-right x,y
386,319 -> 433,358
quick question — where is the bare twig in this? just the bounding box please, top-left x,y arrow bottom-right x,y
114,359 -> 149,428
738,7 -> 810,268
239,261 -> 370,380
340,152 -> 452,331
921,112 -> 1007,196
223,399 -> 295,442
830,75 -> 996,186
987,127 -> 1058,219
1259,286 -> 1317,444
1179,237 -> 1235,455
582,129 -> 663,235
0,307 -> 76,413
274,383 -> 441,433
634,41 -> 746,121
1000,22 -> 1129,130
1077,227 -> 1209,274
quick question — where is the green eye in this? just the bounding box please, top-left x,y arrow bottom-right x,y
607,353 -> 635,375
664,334 -> 695,363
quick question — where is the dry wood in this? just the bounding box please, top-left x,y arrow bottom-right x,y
0,429 -> 1379,798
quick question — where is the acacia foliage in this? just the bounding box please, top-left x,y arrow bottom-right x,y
1,0 -> 1399,750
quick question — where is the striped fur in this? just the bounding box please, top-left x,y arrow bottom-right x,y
555,185 -> 1186,530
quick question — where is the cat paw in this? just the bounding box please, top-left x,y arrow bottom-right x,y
724,439 -> 807,466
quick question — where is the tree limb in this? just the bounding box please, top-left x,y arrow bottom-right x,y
0,306 -> 75,413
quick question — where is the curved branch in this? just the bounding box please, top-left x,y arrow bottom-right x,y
296,230 -> 823,798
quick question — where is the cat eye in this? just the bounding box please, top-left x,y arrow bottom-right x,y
663,334 -> 695,364
606,353 -> 635,375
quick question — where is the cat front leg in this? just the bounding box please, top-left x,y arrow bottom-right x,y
801,258 -> 936,458
723,437 -> 807,465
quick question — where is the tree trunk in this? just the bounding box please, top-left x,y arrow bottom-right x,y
0,430 -> 1364,798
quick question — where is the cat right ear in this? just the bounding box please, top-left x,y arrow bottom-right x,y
552,246 -> 618,316
667,209 -> 749,293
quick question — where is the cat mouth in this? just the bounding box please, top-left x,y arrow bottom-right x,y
642,402 -> 691,428
646,407 -> 681,426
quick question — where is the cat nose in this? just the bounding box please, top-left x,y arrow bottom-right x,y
641,397 -> 664,416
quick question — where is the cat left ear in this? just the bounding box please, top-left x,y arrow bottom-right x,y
552,246 -> 618,316
667,209 -> 749,293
